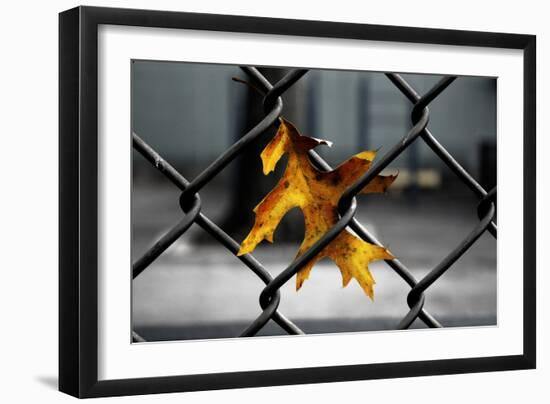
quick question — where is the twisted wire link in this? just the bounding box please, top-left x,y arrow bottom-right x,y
133,193 -> 201,279
131,68 -> 312,340
383,74 -> 497,326
179,68 -> 308,206
132,66 -> 498,341
241,73 -> 450,331
308,152 -> 442,328
386,73 -> 497,236
132,132 -> 303,337
242,77 -> 455,336
397,188 -> 496,328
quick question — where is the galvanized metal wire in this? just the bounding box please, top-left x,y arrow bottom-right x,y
131,68 -> 497,342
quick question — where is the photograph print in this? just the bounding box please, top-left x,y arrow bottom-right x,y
131,61 -> 497,343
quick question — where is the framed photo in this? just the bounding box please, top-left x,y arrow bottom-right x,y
59,6 -> 536,398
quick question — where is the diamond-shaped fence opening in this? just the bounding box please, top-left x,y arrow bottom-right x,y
131,67 -> 497,341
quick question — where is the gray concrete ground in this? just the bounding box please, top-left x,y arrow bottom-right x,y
132,181 -> 497,341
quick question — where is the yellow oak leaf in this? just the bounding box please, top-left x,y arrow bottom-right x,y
238,119 -> 396,299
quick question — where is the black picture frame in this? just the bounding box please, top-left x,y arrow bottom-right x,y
59,5 -> 536,398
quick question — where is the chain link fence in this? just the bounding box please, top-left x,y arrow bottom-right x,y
131,67 -> 497,341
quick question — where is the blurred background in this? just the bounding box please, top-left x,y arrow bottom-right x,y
131,61 -> 497,342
